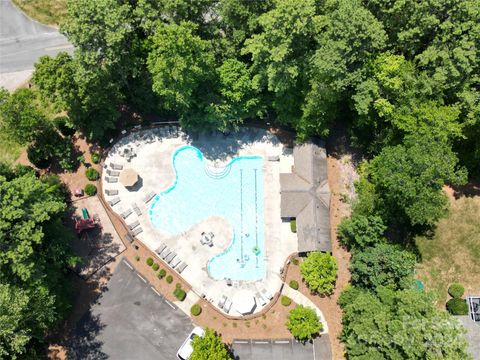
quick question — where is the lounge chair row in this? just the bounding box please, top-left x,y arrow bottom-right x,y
255,288 -> 273,306
154,243 -> 188,274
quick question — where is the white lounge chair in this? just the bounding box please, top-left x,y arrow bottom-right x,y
143,191 -> 156,203
107,169 -> 120,176
108,197 -> 120,206
131,227 -> 143,236
105,189 -> 118,196
128,220 -> 140,230
155,244 -> 167,255
176,262 -> 187,273
105,176 -> 118,183
110,163 -> 123,170
121,208 -> 133,219
132,203 -> 142,216
170,257 -> 181,268
224,299 -> 232,314
218,295 -> 227,309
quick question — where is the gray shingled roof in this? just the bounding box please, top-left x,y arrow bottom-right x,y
280,143 -> 331,252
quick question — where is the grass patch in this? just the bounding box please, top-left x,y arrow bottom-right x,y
415,195 -> 480,305
12,0 -> 67,26
0,133 -> 23,164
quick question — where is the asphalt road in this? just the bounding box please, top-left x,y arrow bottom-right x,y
69,259 -> 194,360
0,0 -> 72,74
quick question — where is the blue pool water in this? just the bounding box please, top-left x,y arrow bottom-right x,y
149,146 -> 265,281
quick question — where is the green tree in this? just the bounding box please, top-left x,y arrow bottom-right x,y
242,0 -> 318,126
147,21 -> 216,128
208,58 -> 261,130
286,305 -> 322,341
190,328 -> 231,360
300,251 -> 337,295
368,133 -> 467,227
350,243 -> 416,290
302,0 -> 386,138
337,214 -> 386,250
32,52 -> 76,112
0,89 -> 46,144
0,167 -> 76,357
339,286 -> 471,359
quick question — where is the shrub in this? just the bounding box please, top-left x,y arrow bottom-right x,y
135,255 -> 140,261
166,275 -> 173,284
174,288 -> 186,301
85,168 -> 99,181
53,116 -> 76,137
287,305 -> 322,341
446,298 -> 468,315
84,184 -> 97,196
191,304 -> 202,316
281,296 -> 292,306
290,219 -> 297,233
289,280 -> 299,290
146,257 -> 154,266
152,263 -> 159,271
27,144 -> 51,169
91,152 -> 100,164
448,283 -> 465,299
158,269 -> 166,278
292,258 -> 299,266
300,252 -> 338,295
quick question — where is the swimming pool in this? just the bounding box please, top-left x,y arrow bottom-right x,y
149,146 -> 265,281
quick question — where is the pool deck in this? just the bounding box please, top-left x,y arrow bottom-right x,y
102,127 -> 297,316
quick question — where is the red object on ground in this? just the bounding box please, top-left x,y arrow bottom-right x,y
75,218 -> 100,234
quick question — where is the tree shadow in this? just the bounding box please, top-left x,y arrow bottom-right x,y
67,312 -> 108,360
450,180 -> 480,199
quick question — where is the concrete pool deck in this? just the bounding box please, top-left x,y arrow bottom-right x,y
102,127 -> 298,316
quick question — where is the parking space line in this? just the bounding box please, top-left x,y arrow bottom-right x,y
164,299 -> 175,309
254,341 -> 269,344
123,260 -> 133,270
136,273 -> 147,283
233,340 -> 249,344
150,287 -> 161,297
274,340 -> 290,344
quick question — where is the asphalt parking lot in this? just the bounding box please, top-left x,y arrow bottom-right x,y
69,259 -> 194,360
231,335 -> 331,360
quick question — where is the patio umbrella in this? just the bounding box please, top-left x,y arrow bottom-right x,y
232,289 -> 256,315
119,168 -> 139,187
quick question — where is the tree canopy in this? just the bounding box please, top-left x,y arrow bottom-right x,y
339,286 -> 471,359
350,243 -> 416,290
0,166 -> 75,358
